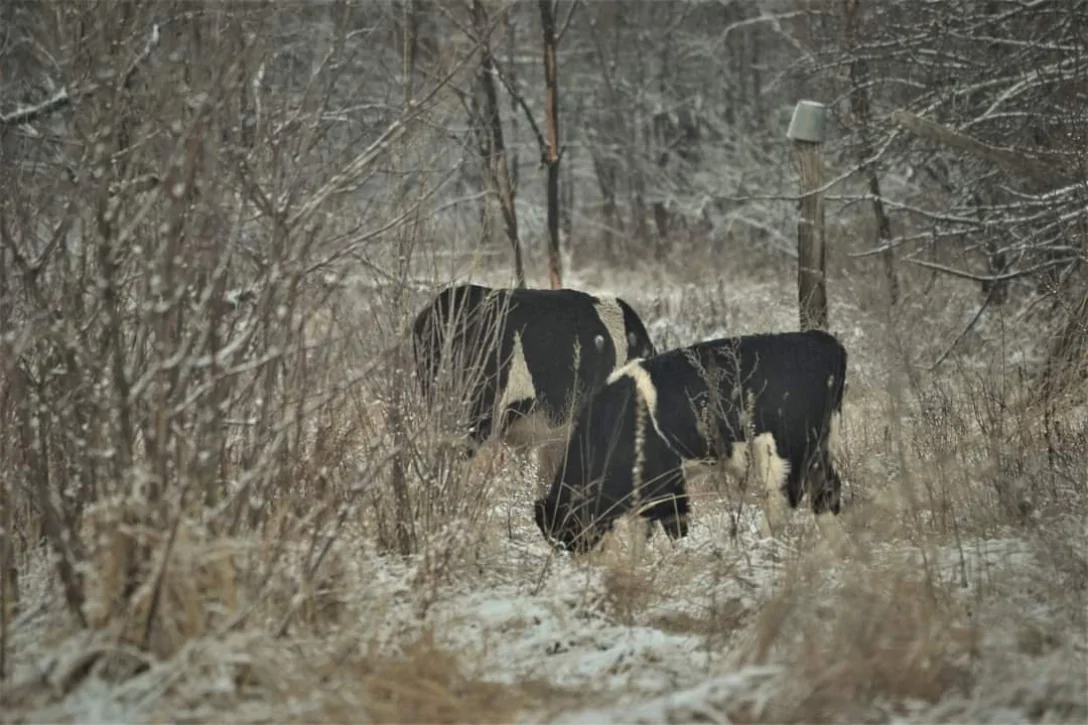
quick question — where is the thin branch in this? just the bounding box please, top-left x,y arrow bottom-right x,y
1,23 -> 162,127
0,87 -> 75,126
557,0 -> 579,43
905,256 -> 1071,283
287,41 -> 479,230
927,283 -> 999,372
121,23 -> 161,91
891,110 -> 1076,187
490,59 -> 548,158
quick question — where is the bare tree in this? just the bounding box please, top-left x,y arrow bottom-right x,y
841,0 -> 899,306
386,0 -> 422,557
791,0 -> 1086,372
539,0 -> 564,289
470,0 -> 525,287
0,0 -> 470,656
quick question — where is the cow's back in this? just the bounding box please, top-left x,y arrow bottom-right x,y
501,288 -> 623,419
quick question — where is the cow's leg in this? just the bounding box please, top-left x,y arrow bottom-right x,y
460,388 -> 498,461
649,488 -> 690,541
809,448 -> 845,552
656,508 -> 690,540
809,451 -> 842,516
641,462 -> 690,542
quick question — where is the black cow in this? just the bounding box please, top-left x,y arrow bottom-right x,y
534,329 -> 848,553
411,283 -> 657,466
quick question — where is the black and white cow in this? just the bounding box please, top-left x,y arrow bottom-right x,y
533,329 -> 848,553
411,283 -> 657,468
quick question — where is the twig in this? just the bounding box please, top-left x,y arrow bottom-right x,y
121,24 -> 161,91
286,29 -> 483,231
0,88 -> 74,126
556,0 -> 579,43
1,23 -> 162,127
891,109 -> 1074,187
927,283 -> 999,372
140,472 -> 197,651
490,58 -> 549,162
905,256 -> 1070,283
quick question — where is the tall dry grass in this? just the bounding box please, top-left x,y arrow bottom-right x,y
0,0 -> 502,702
0,4 -> 1085,724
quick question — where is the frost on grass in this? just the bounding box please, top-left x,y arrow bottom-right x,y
428,587 -> 711,694
4,262 -> 1087,724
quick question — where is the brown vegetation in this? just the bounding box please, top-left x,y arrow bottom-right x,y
1,1 -> 1085,722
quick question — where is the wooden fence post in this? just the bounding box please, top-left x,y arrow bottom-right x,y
788,100 -> 829,332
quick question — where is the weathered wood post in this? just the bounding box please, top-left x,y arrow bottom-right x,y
788,100 -> 829,332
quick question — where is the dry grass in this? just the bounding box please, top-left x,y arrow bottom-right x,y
1,2 -> 1085,721
2,242 -> 1087,724
356,632 -> 529,724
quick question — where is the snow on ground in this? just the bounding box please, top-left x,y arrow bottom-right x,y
4,259 -> 1087,723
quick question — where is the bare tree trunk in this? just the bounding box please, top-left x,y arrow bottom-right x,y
0,242 -> 17,667
466,91 -> 495,247
749,21 -> 764,127
561,89 -> 578,247
844,0 -> 899,306
589,4 -> 633,259
472,0 -> 525,288
505,8 -> 519,195
561,144 -> 574,246
592,153 -> 619,258
539,0 -> 562,289
630,41 -> 649,248
387,0 -> 420,557
651,39 -> 671,262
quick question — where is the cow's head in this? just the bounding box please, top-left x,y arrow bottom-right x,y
533,492 -> 604,555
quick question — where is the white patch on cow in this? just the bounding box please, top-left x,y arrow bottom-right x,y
751,432 -> 790,494
612,363 -> 657,499
606,359 -> 635,385
498,332 -> 536,414
681,458 -> 718,486
827,409 -> 844,470
594,334 -> 606,352
721,434 -> 788,484
609,362 -> 675,498
722,441 -> 749,480
748,432 -> 790,538
610,363 -> 660,431
593,296 -> 628,365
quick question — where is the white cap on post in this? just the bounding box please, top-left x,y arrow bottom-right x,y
787,100 -> 828,143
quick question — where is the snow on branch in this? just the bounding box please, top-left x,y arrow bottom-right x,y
891,110 -> 1076,187
0,88 -> 72,127
0,23 -> 161,128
